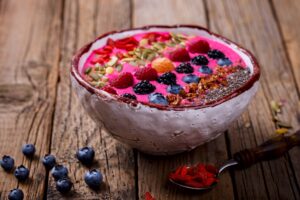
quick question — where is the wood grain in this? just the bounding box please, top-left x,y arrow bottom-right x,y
133,0 -> 234,199
47,0 -> 135,199
207,0 -> 300,199
0,0 -> 62,199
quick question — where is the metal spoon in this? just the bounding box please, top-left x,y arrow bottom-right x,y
169,130 -> 300,191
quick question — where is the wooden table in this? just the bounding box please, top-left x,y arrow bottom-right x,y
0,0 -> 299,199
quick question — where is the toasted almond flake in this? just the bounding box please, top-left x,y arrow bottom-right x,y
275,128 -> 289,135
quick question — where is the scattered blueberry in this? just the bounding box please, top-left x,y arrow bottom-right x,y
199,65 -> 213,74
149,93 -> 168,105
207,49 -> 225,59
56,178 -> 73,194
14,165 -> 29,181
76,147 -> 95,166
84,169 -> 103,190
217,58 -> 232,66
0,155 -> 14,172
133,80 -> 156,94
157,72 -> 176,85
122,93 -> 137,100
42,154 -> 56,170
8,188 -> 24,200
191,55 -> 209,65
167,84 -> 183,94
22,144 -> 35,157
175,63 -> 194,74
182,74 -> 200,84
51,165 -> 68,180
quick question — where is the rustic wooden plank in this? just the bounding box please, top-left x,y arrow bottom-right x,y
47,0 -> 135,199
271,0 -> 300,191
0,0 -> 62,199
133,0 -> 235,199
207,0 -> 300,199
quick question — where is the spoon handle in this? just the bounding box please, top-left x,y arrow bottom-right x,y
233,130 -> 300,168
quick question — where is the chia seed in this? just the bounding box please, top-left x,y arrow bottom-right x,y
204,67 -> 251,103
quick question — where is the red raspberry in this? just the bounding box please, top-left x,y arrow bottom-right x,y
102,85 -> 117,95
187,39 -> 210,54
109,72 -> 134,89
135,66 -> 158,81
167,47 -> 190,62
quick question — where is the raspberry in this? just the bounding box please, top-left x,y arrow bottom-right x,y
151,58 -> 174,73
102,86 -> 117,95
207,49 -> 225,59
175,63 -> 194,74
167,47 -> 190,62
157,72 -> 176,85
187,39 -> 210,53
109,72 -> 134,89
191,55 -> 209,65
133,81 -> 156,94
135,67 -> 158,81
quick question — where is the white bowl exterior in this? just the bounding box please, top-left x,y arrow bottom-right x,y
72,26 -> 259,155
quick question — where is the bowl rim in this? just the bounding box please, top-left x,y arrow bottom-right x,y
71,24 -> 260,111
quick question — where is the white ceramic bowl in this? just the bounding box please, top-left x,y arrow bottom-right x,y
71,25 -> 260,155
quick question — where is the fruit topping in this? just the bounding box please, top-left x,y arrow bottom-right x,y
76,147 -> 95,166
114,37 -> 139,51
191,55 -> 209,65
207,49 -> 225,59
14,165 -> 29,181
51,165 -> 68,180
0,155 -> 14,172
102,86 -> 117,95
217,58 -> 232,66
42,154 -> 56,170
167,47 -> 190,62
133,81 -> 156,94
151,57 -> 174,73
199,65 -> 213,74
122,93 -> 137,100
157,72 -> 176,85
84,169 -> 103,190
149,93 -> 168,105
187,38 -> 210,53
8,188 -> 24,200
182,74 -> 200,84
135,66 -> 158,81
109,72 -> 134,89
167,84 -> 184,94
56,178 -> 73,194
175,63 -> 194,74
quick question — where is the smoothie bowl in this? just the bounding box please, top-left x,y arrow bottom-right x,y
71,25 -> 260,155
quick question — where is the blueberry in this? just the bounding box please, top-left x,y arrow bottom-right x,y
207,49 -> 225,59
149,93 -> 168,105
191,55 -> 209,65
217,58 -> 232,66
42,154 -> 56,170
122,93 -> 137,100
51,165 -> 68,180
56,178 -> 73,194
133,80 -> 156,94
199,65 -> 213,74
157,72 -> 176,85
8,188 -> 24,200
1,155 -> 14,172
84,169 -> 103,190
14,165 -> 29,181
167,84 -> 183,94
22,144 -> 35,157
175,63 -> 194,74
182,74 -> 200,84
76,147 -> 95,166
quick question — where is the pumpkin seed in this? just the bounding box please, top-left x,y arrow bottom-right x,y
85,67 -> 92,74
107,56 -> 118,67
89,72 -> 101,81
115,64 -> 123,72
139,39 -> 148,46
